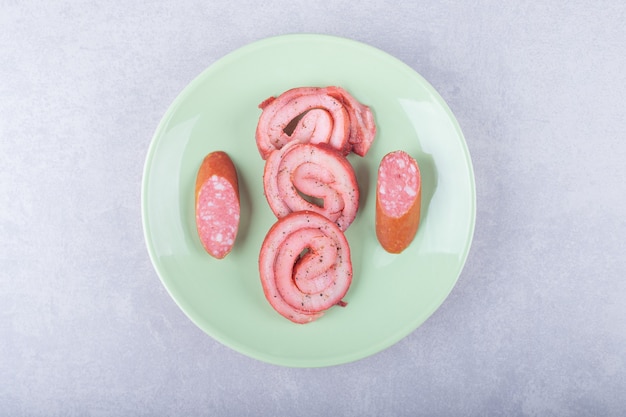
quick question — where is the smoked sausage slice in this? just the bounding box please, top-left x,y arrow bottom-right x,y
195,151 -> 240,259
375,151 -> 421,254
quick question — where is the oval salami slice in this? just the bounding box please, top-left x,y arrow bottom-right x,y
263,141 -> 359,231
259,211 -> 353,324
375,150 -> 422,254
255,86 -> 376,159
195,151 -> 240,259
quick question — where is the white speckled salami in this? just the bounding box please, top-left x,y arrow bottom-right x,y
195,151 -> 240,259
375,150 -> 421,254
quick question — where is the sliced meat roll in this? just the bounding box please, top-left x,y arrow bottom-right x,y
263,142 -> 359,231
258,211 -> 353,324
255,86 -> 376,159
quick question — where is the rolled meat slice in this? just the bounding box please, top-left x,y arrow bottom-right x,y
195,151 -> 240,259
375,150 -> 422,254
325,86 -> 377,157
255,86 -> 376,159
263,141 -> 359,231
259,211 -> 353,324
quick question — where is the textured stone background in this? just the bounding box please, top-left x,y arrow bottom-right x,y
1,1 -> 625,415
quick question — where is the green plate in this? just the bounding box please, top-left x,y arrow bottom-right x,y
142,34 -> 475,367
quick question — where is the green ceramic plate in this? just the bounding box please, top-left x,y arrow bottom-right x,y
142,34 -> 475,367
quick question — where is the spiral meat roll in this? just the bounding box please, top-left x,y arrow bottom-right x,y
255,86 -> 376,159
258,211 -> 353,324
263,141 -> 359,231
